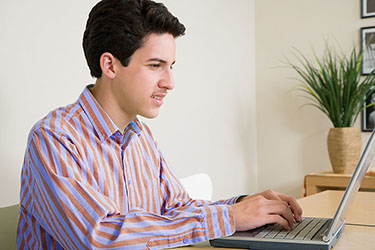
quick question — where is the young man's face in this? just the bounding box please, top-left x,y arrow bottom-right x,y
112,33 -> 176,120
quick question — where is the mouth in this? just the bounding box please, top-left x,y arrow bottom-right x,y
151,95 -> 163,100
151,93 -> 166,106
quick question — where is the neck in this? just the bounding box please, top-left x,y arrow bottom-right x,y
90,78 -> 133,132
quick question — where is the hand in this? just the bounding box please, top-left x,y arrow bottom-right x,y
232,189 -> 303,231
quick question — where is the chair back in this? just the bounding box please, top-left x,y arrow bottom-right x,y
180,173 -> 213,200
0,204 -> 19,250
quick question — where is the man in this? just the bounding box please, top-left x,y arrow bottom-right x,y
17,0 -> 302,249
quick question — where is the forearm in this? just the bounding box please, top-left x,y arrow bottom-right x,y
122,205 -> 235,249
37,203 -> 235,249
30,176 -> 235,250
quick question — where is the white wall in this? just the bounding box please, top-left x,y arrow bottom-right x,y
255,0 -> 375,197
146,0 -> 257,201
5,0 -> 370,208
0,0 -> 94,207
0,0 -> 256,207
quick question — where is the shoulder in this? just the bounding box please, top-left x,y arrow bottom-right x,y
27,102 -> 82,145
139,121 -> 153,137
137,120 -> 162,152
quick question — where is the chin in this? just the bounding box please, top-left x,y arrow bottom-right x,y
141,110 -> 160,119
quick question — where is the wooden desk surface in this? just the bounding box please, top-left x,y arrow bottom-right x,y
298,190 -> 375,226
174,190 -> 375,250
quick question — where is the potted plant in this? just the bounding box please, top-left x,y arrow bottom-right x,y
288,44 -> 375,174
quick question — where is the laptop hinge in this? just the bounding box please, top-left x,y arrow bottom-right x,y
323,220 -> 345,242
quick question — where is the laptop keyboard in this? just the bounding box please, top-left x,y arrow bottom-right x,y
255,218 -> 329,241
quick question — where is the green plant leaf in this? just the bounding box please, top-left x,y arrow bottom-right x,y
288,43 -> 375,127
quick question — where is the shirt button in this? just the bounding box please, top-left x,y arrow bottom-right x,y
183,238 -> 189,244
128,180 -> 132,185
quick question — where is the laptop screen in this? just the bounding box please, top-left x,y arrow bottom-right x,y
323,129 -> 375,241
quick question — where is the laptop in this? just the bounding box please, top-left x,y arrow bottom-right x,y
210,129 -> 375,250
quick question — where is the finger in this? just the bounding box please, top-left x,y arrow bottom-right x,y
264,200 -> 294,228
261,190 -> 283,201
264,214 -> 291,231
277,193 -> 303,222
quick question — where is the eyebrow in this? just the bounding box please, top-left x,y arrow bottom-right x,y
146,58 -> 175,65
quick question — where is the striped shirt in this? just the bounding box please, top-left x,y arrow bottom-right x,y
17,86 -> 236,250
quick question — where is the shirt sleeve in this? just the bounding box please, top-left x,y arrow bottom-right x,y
21,127 -> 235,250
152,149 -> 236,248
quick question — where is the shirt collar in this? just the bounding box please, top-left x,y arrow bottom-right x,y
79,86 -> 118,141
125,119 -> 143,135
78,85 -> 143,141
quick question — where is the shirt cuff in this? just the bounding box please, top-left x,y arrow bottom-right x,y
202,204 -> 235,239
146,205 -> 235,249
235,194 -> 248,203
214,194 -> 248,205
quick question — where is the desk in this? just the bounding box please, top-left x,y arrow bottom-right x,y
174,191 -> 375,250
298,190 -> 375,226
304,171 -> 375,196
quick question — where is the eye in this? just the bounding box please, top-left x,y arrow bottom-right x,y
170,65 -> 174,70
149,64 -> 160,69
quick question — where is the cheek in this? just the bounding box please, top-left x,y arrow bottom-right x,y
136,71 -> 158,90
128,78 -> 154,102
118,68 -> 158,98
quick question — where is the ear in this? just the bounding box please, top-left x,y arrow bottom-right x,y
99,52 -> 117,79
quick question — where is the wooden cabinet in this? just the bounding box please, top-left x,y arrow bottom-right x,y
303,171 -> 375,196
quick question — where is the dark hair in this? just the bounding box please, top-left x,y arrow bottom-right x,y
83,0 -> 185,78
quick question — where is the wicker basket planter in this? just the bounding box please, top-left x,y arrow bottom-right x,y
327,127 -> 362,174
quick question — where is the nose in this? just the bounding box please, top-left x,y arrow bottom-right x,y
159,68 -> 174,90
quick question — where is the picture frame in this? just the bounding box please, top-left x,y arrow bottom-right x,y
362,87 -> 375,132
362,91 -> 375,132
361,0 -> 375,18
361,26 -> 375,75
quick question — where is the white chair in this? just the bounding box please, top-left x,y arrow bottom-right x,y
180,173 -> 213,200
